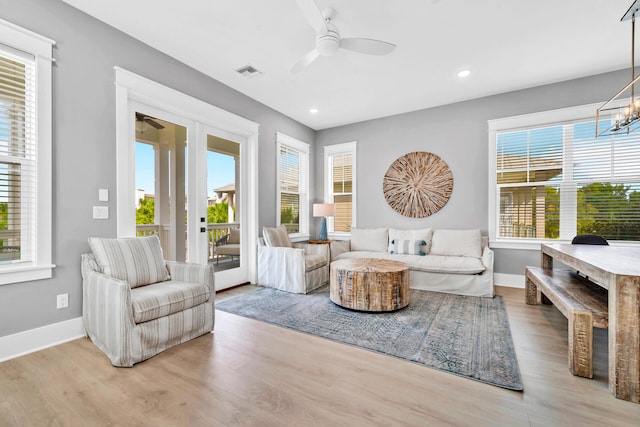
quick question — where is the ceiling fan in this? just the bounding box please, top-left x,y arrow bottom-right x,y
292,0 -> 396,73
135,112 -> 165,131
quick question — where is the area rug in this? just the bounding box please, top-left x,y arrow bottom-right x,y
216,286 -> 523,391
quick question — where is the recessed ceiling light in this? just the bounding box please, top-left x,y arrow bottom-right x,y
309,108 -> 319,114
457,69 -> 472,78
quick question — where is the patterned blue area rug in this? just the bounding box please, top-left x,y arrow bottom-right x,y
216,286 -> 523,391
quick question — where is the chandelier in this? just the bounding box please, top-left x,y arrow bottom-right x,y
596,1 -> 640,137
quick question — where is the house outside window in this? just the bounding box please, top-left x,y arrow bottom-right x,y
489,103 -> 640,248
0,20 -> 54,285
276,132 -> 309,240
324,141 -> 356,236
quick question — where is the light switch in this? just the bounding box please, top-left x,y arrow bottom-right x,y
93,206 -> 109,219
98,189 -> 109,202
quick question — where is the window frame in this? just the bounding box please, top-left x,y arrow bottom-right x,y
276,132 -> 310,242
323,141 -> 357,239
0,19 -> 55,285
488,101 -> 640,250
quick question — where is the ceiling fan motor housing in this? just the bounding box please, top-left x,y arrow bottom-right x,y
316,22 -> 340,56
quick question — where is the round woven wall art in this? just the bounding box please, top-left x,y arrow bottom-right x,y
383,151 -> 453,218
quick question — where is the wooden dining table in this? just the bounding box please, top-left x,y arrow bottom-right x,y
541,243 -> 640,403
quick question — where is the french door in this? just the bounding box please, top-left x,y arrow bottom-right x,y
116,69 -> 259,291
196,125 -> 248,289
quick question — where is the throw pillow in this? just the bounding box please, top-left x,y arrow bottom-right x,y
350,227 -> 389,252
88,235 -> 170,288
389,228 -> 432,254
263,225 -> 292,247
329,240 -> 351,261
388,239 -> 426,256
430,229 -> 482,258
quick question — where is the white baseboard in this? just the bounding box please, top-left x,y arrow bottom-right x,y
495,273 -> 525,289
0,317 -> 84,363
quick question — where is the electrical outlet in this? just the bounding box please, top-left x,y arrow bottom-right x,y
56,293 -> 69,309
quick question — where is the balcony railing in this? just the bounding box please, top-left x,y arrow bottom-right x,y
135,222 -> 240,262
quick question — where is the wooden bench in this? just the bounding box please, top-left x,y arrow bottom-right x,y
525,266 -> 608,379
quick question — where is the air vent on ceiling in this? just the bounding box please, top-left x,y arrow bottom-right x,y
235,65 -> 263,78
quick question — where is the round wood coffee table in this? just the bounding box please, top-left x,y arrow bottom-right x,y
330,258 -> 410,312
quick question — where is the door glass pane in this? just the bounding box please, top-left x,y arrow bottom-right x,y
134,112 -> 187,261
207,135 -> 240,272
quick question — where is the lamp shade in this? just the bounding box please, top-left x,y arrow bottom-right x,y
313,203 -> 335,217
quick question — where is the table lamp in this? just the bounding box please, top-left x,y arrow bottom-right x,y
313,203 -> 335,241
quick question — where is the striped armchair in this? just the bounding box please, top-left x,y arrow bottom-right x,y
81,235 -> 215,367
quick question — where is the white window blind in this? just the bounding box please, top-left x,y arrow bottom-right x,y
324,141 -> 357,235
0,46 -> 35,263
494,117 -> 640,242
276,132 -> 309,237
0,19 -> 54,285
279,145 -> 301,233
330,153 -> 353,232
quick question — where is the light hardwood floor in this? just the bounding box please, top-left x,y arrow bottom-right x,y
1,286 -> 639,426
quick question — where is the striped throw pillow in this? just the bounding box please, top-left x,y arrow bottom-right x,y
388,239 -> 426,256
88,235 -> 170,288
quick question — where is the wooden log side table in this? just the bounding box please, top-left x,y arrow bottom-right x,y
330,258 -> 410,312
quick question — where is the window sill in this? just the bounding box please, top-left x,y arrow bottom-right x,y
0,264 -> 56,286
489,240 -> 547,251
490,239 -> 640,251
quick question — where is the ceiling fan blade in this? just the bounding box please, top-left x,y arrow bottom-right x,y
145,118 -> 165,130
292,49 -> 320,73
341,38 -> 396,55
296,0 -> 324,30
136,112 -> 165,130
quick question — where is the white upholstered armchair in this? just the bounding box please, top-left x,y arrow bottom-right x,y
81,235 -> 215,367
257,225 -> 329,294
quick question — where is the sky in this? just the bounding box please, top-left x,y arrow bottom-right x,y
135,142 -> 236,197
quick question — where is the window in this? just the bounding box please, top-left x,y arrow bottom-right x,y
276,132 -> 309,240
489,103 -> 640,247
0,20 -> 54,284
324,141 -> 356,235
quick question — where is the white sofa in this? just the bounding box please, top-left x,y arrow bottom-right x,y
330,228 -> 494,298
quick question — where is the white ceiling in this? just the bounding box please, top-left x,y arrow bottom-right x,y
62,0 -> 634,130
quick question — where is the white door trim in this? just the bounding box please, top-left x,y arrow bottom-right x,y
114,67 -> 260,284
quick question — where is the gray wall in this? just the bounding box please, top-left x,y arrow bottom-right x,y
0,0 -> 314,337
314,69 -> 631,277
0,0 -> 630,338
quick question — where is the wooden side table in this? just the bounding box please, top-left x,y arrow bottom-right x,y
330,258 -> 410,312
